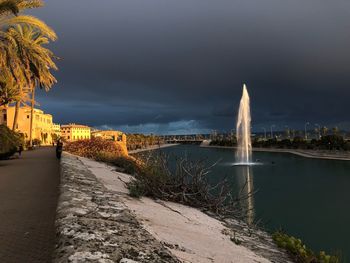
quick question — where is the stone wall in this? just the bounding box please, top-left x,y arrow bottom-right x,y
54,153 -> 179,263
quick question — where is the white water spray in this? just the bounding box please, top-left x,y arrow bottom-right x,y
236,84 -> 252,164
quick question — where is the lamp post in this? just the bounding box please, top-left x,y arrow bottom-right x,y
315,123 -> 320,140
270,124 -> 275,139
285,125 -> 290,139
304,122 -> 310,140
262,127 -> 267,140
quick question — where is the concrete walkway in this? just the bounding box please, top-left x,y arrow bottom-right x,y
0,147 -> 60,263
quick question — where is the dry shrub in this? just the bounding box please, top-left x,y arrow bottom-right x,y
65,137 -> 126,159
126,153 -> 253,219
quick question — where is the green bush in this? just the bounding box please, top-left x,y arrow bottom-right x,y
0,124 -> 23,159
272,231 -> 340,263
127,180 -> 146,198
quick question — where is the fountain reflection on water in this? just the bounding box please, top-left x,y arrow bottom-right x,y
234,84 -> 255,225
235,166 -> 255,225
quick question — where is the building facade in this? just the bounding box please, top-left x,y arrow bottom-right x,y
0,106 -> 60,145
52,123 -> 61,137
61,124 -> 91,142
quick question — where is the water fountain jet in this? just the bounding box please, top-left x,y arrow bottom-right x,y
235,84 -> 252,165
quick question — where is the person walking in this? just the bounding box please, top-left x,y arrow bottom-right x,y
56,140 -> 63,159
18,144 -> 23,156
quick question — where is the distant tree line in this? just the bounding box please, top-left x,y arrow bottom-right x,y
210,135 -> 350,151
126,134 -> 165,151
210,137 -> 237,147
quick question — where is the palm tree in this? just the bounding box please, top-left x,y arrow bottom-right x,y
1,0 -> 56,79
0,0 -> 57,131
6,24 -> 57,146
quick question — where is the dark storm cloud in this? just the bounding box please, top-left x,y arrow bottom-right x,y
32,0 -> 350,134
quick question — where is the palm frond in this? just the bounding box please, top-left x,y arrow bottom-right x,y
7,15 -> 57,40
17,0 -> 43,10
0,0 -> 19,16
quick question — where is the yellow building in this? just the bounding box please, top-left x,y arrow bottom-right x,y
61,123 -> 91,142
52,123 -> 61,137
0,106 -> 59,145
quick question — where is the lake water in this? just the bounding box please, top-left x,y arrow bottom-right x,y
152,145 -> 350,259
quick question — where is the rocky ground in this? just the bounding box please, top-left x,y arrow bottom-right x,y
54,153 -> 179,263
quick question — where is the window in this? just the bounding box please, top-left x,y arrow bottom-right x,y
27,115 -> 29,119
3,114 -> 7,121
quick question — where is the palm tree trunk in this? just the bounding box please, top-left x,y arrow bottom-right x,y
29,84 -> 35,147
12,101 -> 20,130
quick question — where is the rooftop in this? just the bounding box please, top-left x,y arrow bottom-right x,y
61,123 -> 90,129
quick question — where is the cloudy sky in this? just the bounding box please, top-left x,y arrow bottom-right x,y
31,0 -> 350,134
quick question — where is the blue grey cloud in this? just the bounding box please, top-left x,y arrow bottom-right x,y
32,0 -> 350,134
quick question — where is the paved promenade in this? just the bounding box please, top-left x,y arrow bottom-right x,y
0,147 -> 60,263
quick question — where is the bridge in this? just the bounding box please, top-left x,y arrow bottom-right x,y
165,139 -> 203,144
159,135 -> 209,145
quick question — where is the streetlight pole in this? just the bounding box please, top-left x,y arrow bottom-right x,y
270,124 -> 275,139
262,127 -> 266,140
304,122 -> 310,140
315,123 -> 320,140
285,125 -> 289,139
